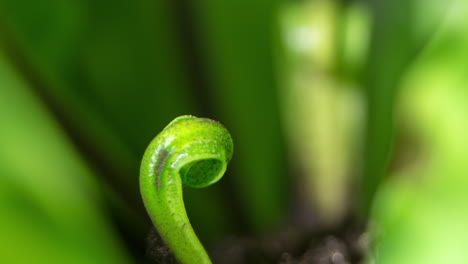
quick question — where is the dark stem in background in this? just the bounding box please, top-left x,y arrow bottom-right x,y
169,0 -> 249,234
359,0 -> 412,217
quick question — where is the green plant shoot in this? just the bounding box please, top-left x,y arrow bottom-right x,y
140,115 -> 233,264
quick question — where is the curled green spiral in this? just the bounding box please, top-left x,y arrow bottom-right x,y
140,115 -> 233,264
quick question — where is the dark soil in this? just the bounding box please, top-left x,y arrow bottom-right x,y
145,221 -> 368,264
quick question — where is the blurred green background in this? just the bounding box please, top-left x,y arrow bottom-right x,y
1,0 -> 468,263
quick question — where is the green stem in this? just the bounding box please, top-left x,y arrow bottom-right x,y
140,115 -> 233,264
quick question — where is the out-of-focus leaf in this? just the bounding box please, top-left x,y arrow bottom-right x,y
277,0 -> 365,227
0,52 -> 130,263
360,0 -> 453,214
371,1 -> 468,263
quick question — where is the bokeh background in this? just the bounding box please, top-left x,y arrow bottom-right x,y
1,0 -> 468,263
